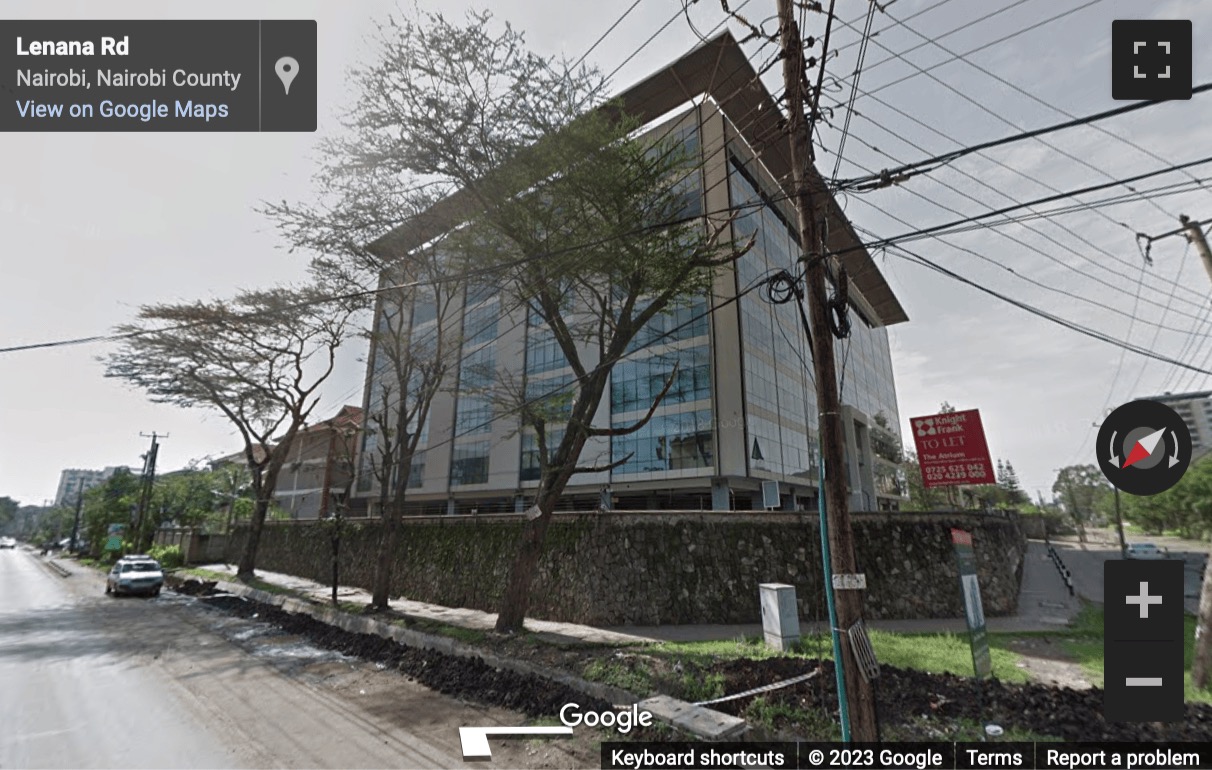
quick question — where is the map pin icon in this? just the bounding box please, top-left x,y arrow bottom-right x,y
275,56 -> 299,95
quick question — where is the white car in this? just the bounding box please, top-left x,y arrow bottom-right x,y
1126,542 -> 1169,560
105,556 -> 164,597
0,537 -> 16,549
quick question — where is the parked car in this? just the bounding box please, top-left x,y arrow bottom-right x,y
105,555 -> 164,597
0,537 -> 16,549
1126,542 -> 1169,559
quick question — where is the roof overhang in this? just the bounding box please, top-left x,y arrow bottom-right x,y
369,31 -> 907,326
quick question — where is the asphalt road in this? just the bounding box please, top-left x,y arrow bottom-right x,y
0,548 -> 594,769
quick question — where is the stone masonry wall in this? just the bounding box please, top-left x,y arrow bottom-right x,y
227,512 -> 1026,626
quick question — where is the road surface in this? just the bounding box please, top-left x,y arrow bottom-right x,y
0,547 -> 594,769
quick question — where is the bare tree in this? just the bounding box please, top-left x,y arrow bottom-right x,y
262,114 -> 466,612
105,286 -> 353,579
272,10 -> 749,632
361,252 -> 462,609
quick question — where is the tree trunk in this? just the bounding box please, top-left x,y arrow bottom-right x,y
1192,553 -> 1212,688
494,504 -> 555,633
371,447 -> 414,610
371,501 -> 401,609
331,529 -> 340,607
236,445 -> 289,580
237,496 -> 270,580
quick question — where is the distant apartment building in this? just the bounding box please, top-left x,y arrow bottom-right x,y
53,467 -> 126,507
1145,390 -> 1212,455
353,35 -> 909,515
274,405 -> 364,519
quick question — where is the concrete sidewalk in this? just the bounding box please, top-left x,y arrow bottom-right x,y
198,539 -> 1078,646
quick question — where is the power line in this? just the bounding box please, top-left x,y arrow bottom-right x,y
834,84 -> 1212,192
10,152 -> 1207,357
816,50 -> 1212,313
858,0 -> 1104,102
572,0 -> 647,72
871,4 -> 1212,204
824,2 -> 1211,303
828,0 -> 876,182
1124,241 -> 1192,399
862,155 -> 1212,255
885,241 -> 1212,377
837,152 -> 1204,333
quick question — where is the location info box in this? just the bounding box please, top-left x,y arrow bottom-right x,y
0,20 -> 315,131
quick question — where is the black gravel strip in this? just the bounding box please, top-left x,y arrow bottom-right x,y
199,594 -> 612,718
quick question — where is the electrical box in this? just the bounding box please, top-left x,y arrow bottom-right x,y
759,583 -> 800,651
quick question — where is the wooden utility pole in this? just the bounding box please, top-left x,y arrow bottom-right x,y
776,0 -> 878,740
68,478 -> 85,552
1182,214 -> 1212,688
134,432 -> 166,551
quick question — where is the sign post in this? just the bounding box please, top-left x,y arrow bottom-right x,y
951,527 -> 995,739
951,528 -> 992,679
104,523 -> 125,553
910,409 -> 996,489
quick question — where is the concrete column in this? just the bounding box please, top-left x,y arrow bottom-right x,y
711,477 -> 731,511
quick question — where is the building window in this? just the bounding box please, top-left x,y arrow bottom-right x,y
454,396 -> 493,437
464,301 -> 498,347
612,345 -> 711,414
525,373 -> 575,420
451,441 -> 490,485
520,429 -> 565,481
407,453 -> 425,489
612,410 -> 714,475
526,316 -> 569,374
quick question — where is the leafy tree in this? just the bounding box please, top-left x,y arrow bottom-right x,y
901,448 -> 944,510
152,468 -> 222,531
105,285 -> 354,579
991,459 -> 1028,507
80,469 -> 142,556
1051,465 -> 1110,543
1119,454 -> 1212,540
0,496 -> 17,533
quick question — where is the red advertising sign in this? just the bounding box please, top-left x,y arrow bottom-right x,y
910,408 -> 996,488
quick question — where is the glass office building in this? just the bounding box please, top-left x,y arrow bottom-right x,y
356,34 -> 909,514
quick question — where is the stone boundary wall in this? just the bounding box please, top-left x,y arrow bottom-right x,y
227,511 -> 1026,626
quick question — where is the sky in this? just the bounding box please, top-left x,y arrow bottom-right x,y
2,0 -> 1211,505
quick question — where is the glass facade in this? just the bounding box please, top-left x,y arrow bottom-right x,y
729,156 -> 817,480
357,105 -> 902,508
728,151 -> 900,482
607,119 -> 715,478
451,281 -> 500,486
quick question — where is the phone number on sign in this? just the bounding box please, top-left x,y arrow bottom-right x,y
924,463 -> 986,481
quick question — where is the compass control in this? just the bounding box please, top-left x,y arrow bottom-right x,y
1096,400 -> 1192,496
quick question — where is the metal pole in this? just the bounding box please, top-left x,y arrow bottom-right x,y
818,458 -> 851,741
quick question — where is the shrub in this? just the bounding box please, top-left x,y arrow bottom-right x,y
148,544 -> 184,569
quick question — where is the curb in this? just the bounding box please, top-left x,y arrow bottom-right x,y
192,576 -> 746,740
44,559 -> 71,577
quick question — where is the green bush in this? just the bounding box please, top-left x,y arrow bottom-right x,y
148,544 -> 184,569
